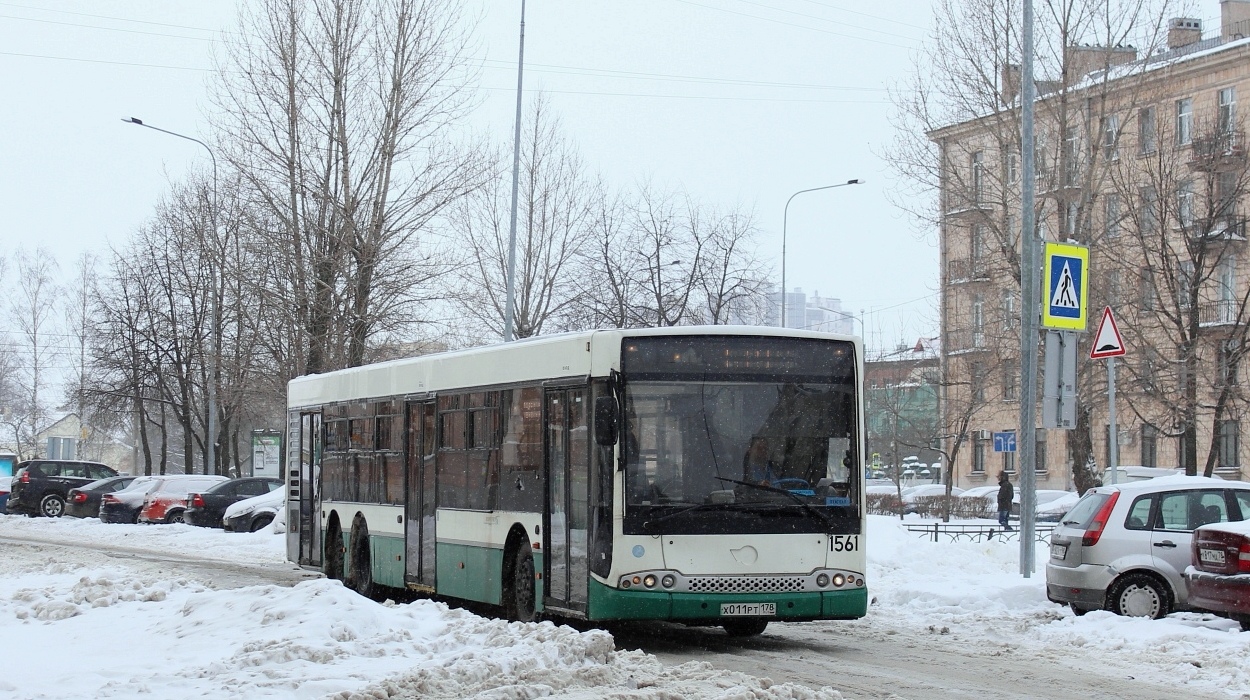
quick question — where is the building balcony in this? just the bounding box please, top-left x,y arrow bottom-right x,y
1199,300 -> 1240,327
1188,131 -> 1246,171
943,194 -> 994,219
947,258 -> 992,284
1189,217 -> 1248,242
945,328 -> 989,354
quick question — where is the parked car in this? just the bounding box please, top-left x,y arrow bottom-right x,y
1035,491 -> 1081,522
99,477 -> 161,523
7,460 -> 119,517
1046,476 -> 1250,618
1012,489 -> 1078,518
184,477 -> 282,528
138,475 -> 230,524
901,484 -> 964,515
1185,516 -> 1250,626
1100,466 -> 1183,484
223,488 -> 285,532
0,476 -> 11,514
65,476 -> 140,518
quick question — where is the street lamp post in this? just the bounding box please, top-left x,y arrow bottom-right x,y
123,117 -> 220,476
781,179 -> 863,328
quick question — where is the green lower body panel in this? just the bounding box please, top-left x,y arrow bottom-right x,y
587,579 -> 868,622
436,542 -> 505,605
370,535 -> 405,589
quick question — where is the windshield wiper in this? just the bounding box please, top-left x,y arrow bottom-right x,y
715,477 -> 833,528
642,501 -> 747,528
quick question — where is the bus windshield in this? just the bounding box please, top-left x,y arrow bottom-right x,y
621,336 -> 859,535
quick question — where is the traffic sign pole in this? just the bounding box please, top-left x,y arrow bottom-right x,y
1108,357 -> 1118,485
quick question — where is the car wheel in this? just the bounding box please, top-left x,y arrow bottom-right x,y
348,520 -> 376,599
39,494 -> 66,518
323,520 -> 344,581
165,510 -> 186,525
722,619 -> 769,637
249,514 -> 274,532
1107,573 -> 1170,619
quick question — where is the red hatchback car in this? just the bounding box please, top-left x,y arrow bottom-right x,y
137,475 -> 229,524
1186,518 -> 1250,625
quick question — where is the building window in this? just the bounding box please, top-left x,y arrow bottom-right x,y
1179,260 -> 1195,310
1108,269 -> 1122,305
1139,106 -> 1157,154
1220,87 -> 1237,135
1141,424 -> 1158,468
1139,186 -> 1158,234
1218,170 -> 1238,222
1002,359 -> 1018,401
1036,432 -> 1048,472
973,436 -> 986,473
1002,289 -> 1018,330
971,151 -> 985,204
1105,425 -> 1115,471
1219,338 -> 1240,386
1177,98 -> 1193,146
1178,180 -> 1195,228
972,294 -> 985,347
1002,448 -> 1016,473
971,224 -> 987,274
1064,127 -> 1082,185
1064,200 -> 1080,236
971,361 -> 986,403
1104,114 -> 1120,160
1007,151 -> 1019,184
1218,420 -> 1240,468
1140,269 -> 1157,311
1104,193 -> 1121,239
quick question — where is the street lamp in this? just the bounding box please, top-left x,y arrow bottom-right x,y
781,179 -> 863,328
123,117 -> 220,476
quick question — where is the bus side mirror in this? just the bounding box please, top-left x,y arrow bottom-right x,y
594,396 -> 618,446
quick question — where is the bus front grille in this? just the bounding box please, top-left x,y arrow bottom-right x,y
686,576 -> 805,593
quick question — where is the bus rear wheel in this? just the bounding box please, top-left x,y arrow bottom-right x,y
323,520 -> 344,581
506,544 -> 537,622
348,520 -> 376,600
722,619 -> 768,637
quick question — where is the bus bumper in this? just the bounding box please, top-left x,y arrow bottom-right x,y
586,579 -> 867,622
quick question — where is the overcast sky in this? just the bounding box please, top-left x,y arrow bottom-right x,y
0,0 -> 1229,352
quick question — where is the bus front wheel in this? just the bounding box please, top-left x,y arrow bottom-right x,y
722,619 -> 768,637
506,544 -> 537,622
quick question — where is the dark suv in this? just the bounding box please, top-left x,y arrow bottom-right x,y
9,460 -> 119,517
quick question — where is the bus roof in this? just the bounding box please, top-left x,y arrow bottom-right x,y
287,325 -> 859,409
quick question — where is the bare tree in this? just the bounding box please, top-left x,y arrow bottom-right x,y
215,0 -> 481,375
5,249 -> 61,460
451,95 -> 594,339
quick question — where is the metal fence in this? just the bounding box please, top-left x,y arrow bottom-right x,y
902,521 -> 1056,544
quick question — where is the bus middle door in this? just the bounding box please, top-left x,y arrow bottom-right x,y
544,387 -> 589,612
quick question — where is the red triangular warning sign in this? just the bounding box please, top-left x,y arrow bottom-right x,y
1090,307 -> 1126,359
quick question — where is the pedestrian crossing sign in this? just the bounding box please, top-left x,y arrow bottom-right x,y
1042,242 -> 1090,331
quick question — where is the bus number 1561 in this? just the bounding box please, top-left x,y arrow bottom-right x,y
831,535 -> 859,552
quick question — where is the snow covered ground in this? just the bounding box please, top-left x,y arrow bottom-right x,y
2,512 -> 1249,698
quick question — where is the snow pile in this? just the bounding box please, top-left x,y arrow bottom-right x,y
868,515 -> 1250,696
0,533 -> 842,699
0,512 -> 286,566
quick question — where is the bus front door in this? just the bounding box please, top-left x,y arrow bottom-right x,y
544,388 -> 589,612
405,400 -> 437,589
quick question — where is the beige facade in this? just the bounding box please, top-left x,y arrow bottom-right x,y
932,6 -> 1250,489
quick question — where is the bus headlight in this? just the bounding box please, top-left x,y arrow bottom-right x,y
643,574 -> 657,588
661,574 -> 676,589
832,573 -> 846,587
620,577 -> 632,589
816,573 -> 830,588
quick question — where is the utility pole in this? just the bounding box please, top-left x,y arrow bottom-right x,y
503,0 -> 527,342
1018,0 -> 1040,576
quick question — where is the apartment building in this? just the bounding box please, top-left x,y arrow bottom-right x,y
930,1 -> 1250,489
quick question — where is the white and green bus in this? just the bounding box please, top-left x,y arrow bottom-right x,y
286,326 -> 867,635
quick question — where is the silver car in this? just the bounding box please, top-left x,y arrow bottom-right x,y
1046,476 -> 1250,619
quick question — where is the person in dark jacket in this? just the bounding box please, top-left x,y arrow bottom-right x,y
997,471 -> 1014,531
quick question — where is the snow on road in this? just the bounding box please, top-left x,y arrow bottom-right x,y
2,512 -> 1250,698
